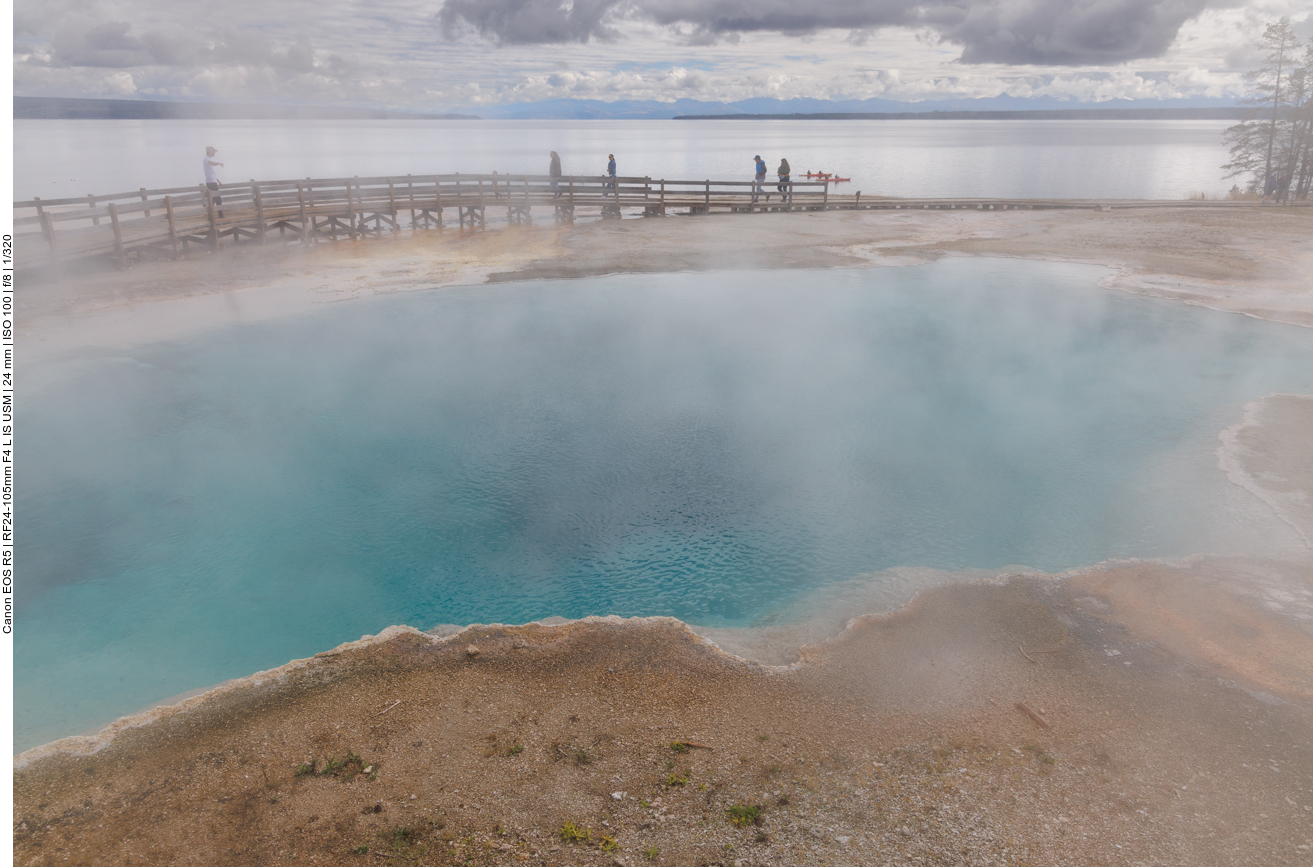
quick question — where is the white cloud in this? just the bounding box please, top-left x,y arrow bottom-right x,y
9,0 -> 1296,109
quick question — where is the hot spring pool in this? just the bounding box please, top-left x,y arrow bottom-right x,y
17,258 -> 1313,751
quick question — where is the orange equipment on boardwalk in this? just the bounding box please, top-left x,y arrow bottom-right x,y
805,171 -> 850,182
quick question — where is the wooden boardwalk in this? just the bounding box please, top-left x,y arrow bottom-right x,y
11,172 -> 1304,272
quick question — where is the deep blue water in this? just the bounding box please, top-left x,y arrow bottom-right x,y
17,259 -> 1313,750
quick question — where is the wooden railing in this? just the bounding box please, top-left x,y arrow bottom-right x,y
11,173 -> 830,271
12,172 -> 1307,271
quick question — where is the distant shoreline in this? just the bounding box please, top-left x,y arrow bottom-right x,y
674,107 -> 1248,121
13,96 -> 479,121
13,97 -> 1247,122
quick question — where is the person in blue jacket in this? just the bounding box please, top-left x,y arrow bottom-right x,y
606,154 -> 617,196
752,155 -> 767,202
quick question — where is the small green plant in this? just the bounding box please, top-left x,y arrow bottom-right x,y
666,771 -> 690,787
508,743 -> 524,756
574,749 -> 592,766
384,824 -> 430,862
726,804 -> 762,828
300,751 -> 373,782
352,844 -> 369,855
776,794 -> 790,806
1041,753 -> 1056,765
642,845 -> 660,860
599,834 -> 619,852
757,733 -> 770,742
670,741 -> 689,754
559,821 -> 591,843
639,799 -> 650,808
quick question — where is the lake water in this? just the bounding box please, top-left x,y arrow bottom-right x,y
15,118 -> 1236,201
16,259 -> 1313,752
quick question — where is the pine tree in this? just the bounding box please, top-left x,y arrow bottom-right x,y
1222,19 -> 1308,200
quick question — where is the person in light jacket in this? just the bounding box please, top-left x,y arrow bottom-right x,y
203,146 -> 225,216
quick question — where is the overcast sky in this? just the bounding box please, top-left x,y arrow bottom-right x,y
12,0 -> 1313,109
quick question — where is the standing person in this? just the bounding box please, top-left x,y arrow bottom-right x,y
1262,173 -> 1277,203
203,146 -> 225,217
776,157 -> 791,201
752,155 -> 767,202
550,151 -> 563,198
606,154 -> 617,196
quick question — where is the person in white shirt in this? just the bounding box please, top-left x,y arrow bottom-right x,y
203,147 -> 225,216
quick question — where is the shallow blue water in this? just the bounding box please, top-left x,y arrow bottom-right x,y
17,259 -> 1313,750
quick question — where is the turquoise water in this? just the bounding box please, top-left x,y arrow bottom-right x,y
17,259 -> 1313,750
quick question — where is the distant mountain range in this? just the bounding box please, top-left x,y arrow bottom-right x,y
13,97 -> 477,121
675,108 -> 1248,121
470,95 -> 1246,120
15,94 -> 1247,122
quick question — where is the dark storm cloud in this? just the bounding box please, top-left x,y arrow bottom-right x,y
437,0 -> 1212,65
932,0 -> 1211,65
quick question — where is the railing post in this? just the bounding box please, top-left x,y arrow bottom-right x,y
823,181 -> 828,210
435,175 -> 444,230
855,191 -> 861,209
406,175 -> 416,229
87,193 -> 100,226
297,182 -> 311,244
205,185 -> 220,251
140,187 -> 151,217
164,195 -> 180,257
34,198 -> 57,256
39,211 -> 58,259
704,180 -> 710,211
253,184 -> 266,243
107,202 -> 127,268
346,179 -> 358,241
660,179 -> 665,212
388,179 -> 398,231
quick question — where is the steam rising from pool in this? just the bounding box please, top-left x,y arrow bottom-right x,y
17,259 -> 1313,750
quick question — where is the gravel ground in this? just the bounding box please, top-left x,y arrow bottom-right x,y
14,563 -> 1313,867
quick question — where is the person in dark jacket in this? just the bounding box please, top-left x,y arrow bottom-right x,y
776,158 -> 791,200
550,151 -> 563,198
606,154 -> 617,196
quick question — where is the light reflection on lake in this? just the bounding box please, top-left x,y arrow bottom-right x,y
15,117 -> 1235,201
